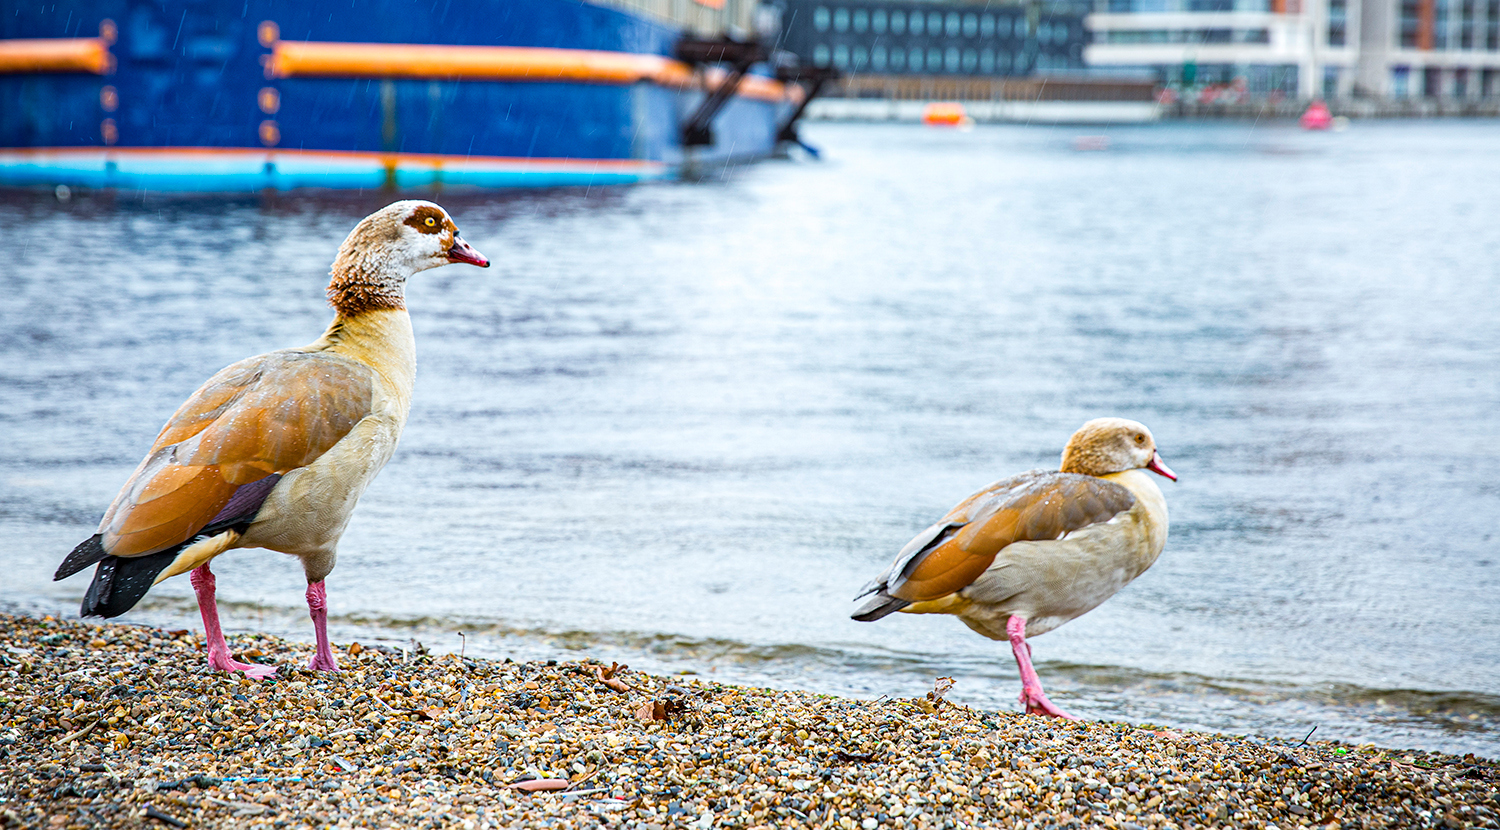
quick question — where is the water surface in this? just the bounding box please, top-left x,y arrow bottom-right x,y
2,120 -> 1498,757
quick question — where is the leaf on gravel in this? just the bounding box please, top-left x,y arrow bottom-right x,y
595,662 -> 632,693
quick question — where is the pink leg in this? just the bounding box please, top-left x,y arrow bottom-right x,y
1006,615 -> 1076,719
189,565 -> 276,679
305,581 -> 339,672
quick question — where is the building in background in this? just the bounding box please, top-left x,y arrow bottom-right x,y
1354,0 -> 1500,96
1085,0 -> 1499,99
597,0 -> 761,36
767,0 -> 1161,121
771,0 -> 1091,78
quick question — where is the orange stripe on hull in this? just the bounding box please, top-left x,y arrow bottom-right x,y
0,38 -> 112,75
268,41 -> 788,103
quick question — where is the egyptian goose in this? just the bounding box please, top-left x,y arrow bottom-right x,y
52,201 -> 489,678
853,418 -> 1176,718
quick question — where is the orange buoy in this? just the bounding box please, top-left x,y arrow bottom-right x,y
922,102 -> 971,127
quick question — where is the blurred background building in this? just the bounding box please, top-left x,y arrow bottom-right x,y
596,0 -> 762,35
1087,0 -> 1499,99
772,0 -> 1091,76
765,0 -> 1162,120
768,0 -> 1500,101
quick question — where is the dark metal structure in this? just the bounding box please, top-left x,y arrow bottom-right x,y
676,36 -> 770,147
774,63 -> 840,154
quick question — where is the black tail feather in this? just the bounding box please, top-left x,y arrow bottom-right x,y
55,534 -> 109,581
851,592 -> 910,622
63,473 -> 280,618
80,550 -> 180,619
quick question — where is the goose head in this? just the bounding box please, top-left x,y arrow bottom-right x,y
341,200 -> 488,273
1059,417 -> 1176,480
328,201 -> 489,316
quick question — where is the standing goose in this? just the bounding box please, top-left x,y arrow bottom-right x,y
53,201 -> 490,678
852,418 -> 1176,718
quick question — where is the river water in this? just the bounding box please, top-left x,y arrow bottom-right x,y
2,120 -> 1497,757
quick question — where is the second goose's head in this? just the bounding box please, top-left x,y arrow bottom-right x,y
1059,417 -> 1177,480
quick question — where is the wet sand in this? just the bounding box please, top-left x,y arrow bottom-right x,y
0,613 -> 1495,829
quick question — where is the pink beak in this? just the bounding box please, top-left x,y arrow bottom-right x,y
447,236 -> 490,268
1146,451 -> 1177,481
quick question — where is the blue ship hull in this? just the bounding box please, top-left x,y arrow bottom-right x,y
0,0 -> 789,190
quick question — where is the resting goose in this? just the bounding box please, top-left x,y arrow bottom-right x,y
853,418 -> 1176,718
53,201 -> 489,678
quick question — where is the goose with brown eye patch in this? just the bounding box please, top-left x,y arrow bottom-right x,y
53,200 -> 489,679
853,417 -> 1175,718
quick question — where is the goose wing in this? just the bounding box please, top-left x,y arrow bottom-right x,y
853,471 -> 1134,619
72,350 -> 375,565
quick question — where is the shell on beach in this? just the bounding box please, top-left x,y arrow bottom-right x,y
1,615 -> 1496,830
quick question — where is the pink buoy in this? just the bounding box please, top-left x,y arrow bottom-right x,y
1300,100 -> 1333,130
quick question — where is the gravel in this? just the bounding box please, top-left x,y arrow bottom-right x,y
0,613 -> 1495,829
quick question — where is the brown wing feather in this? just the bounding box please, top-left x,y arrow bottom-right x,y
887,472 -> 1135,602
99,351 -> 375,557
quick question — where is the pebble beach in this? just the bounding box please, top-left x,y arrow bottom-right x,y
1,613 -> 1495,830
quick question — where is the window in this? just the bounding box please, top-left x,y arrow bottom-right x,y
872,9 -> 887,33
1399,0 -> 1419,48
891,46 -> 905,69
930,47 -> 944,69
998,16 -> 1014,38
997,49 -> 1011,71
1038,22 -> 1051,43
1327,0 -> 1347,45
891,10 -> 905,34
981,15 -> 995,37
1014,51 -> 1028,71
964,13 -> 979,36
872,45 -> 887,69
854,45 -> 868,68
1037,53 -> 1049,70
929,13 -> 943,34
834,8 -> 849,32
946,13 -> 961,36
980,50 -> 994,72
853,9 -> 868,32
910,12 -> 923,35
962,48 -> 978,71
834,44 -> 849,67
909,47 -> 924,70
814,44 -> 831,66
814,6 -> 830,32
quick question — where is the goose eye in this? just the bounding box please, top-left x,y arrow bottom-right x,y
424,217 -> 436,227
1134,434 -> 1146,444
